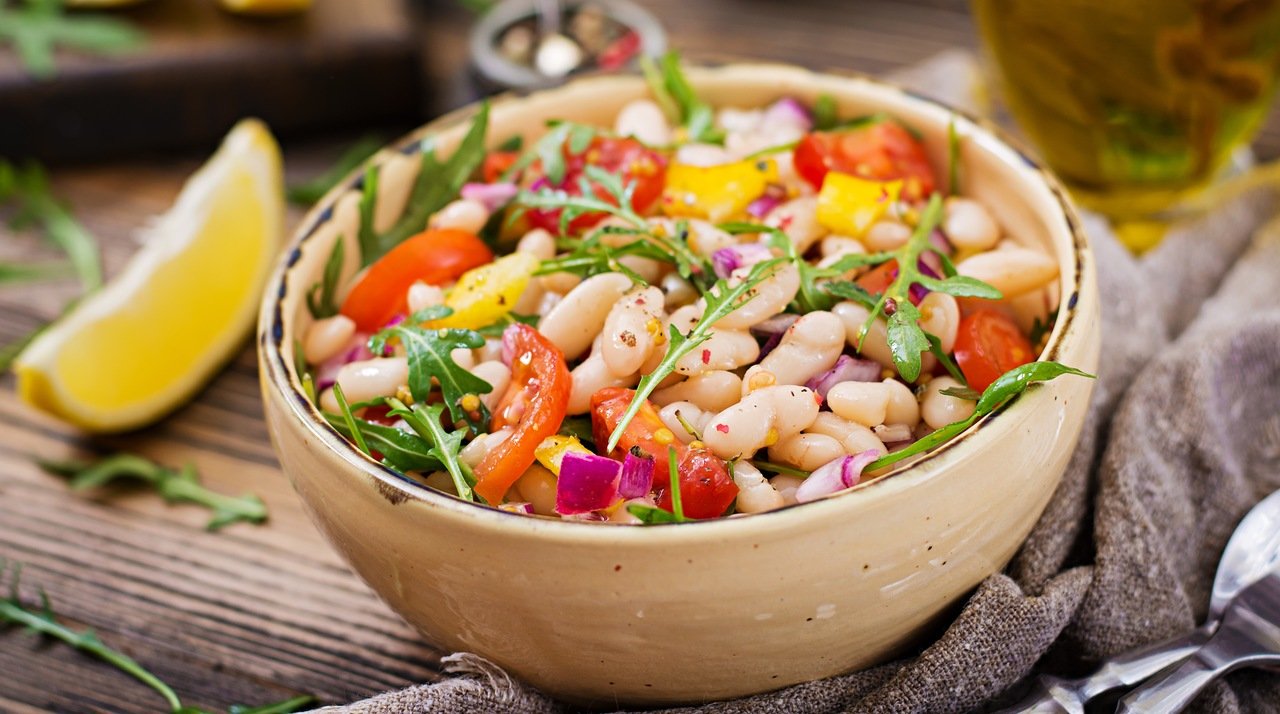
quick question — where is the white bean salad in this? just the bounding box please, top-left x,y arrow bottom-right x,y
298,54 -> 1090,524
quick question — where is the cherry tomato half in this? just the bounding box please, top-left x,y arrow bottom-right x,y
953,310 -> 1036,392
473,324 -> 572,505
482,151 -> 519,184
590,387 -> 738,520
339,229 -> 493,333
855,259 -> 899,296
525,137 -> 667,234
793,122 -> 936,200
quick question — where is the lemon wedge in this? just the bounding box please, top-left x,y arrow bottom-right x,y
218,0 -> 312,16
15,119 -> 284,433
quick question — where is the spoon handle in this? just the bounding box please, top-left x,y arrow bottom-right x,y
991,628 -> 1209,713
1116,653 -> 1231,713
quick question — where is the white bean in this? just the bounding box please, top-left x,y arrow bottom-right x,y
472,361 -> 512,412
650,218 -> 737,259
826,380 -> 893,428
832,301 -> 895,369
767,432 -> 845,471
459,428 -> 512,468
614,98 -> 673,147
515,228 -> 557,312
944,197 -> 1000,251
765,196 -> 826,255
617,255 -> 664,283
674,328 -> 759,376
407,282 -> 445,315
920,376 -> 977,430
476,338 -> 503,364
661,272 -> 699,309
820,235 -> 866,259
717,107 -> 763,133
957,247 -> 1059,298
770,475 -> 804,506
659,402 -> 712,444
567,338 -> 637,414
882,378 -> 921,428
652,370 -> 743,412
516,228 -> 556,260
917,291 -> 961,354
602,286 -> 665,377
703,385 -> 820,460
373,153 -> 419,234
730,462 -> 785,514
334,357 -> 408,404
807,412 -> 887,456
450,347 -> 476,371
538,272 -> 633,360
303,315 -> 356,364
743,311 -> 844,391
514,463 -> 558,516
428,198 -> 490,234
539,269 -> 582,295
675,142 -> 734,166
863,219 -> 912,251
710,262 -> 800,330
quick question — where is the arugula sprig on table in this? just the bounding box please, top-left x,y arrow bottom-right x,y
0,0 -> 145,80
1,561 -> 313,714
605,257 -> 787,452
368,305 -> 493,429
37,454 -> 268,531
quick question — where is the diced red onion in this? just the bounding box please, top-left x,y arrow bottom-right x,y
805,355 -> 882,398
530,176 -> 552,192
555,452 -> 622,515
711,242 -> 774,279
749,313 -> 800,339
929,228 -> 953,256
618,449 -> 655,499
795,451 -> 879,503
500,323 -> 526,367
873,423 -> 914,443
315,332 -> 373,391
460,182 -> 519,212
762,97 -> 814,132
746,194 -> 782,219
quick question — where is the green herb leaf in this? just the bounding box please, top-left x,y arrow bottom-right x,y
639,51 -> 723,144
947,116 -> 960,195
227,695 -> 316,714
0,0 -> 145,80
605,258 -> 786,452
925,332 -> 967,386
915,274 -> 1003,300
749,459 -> 811,479
331,382 -> 370,455
370,307 -> 492,426
37,454 -> 268,532
939,385 -> 982,401
322,412 -> 444,473
821,280 -> 878,309
812,93 -> 838,131
0,259 -> 70,284
355,166 -> 380,269
367,103 -> 490,265
626,503 -> 680,524
305,238 -> 345,319
558,415 -> 596,446
0,322 -> 46,372
667,445 -> 686,522
885,301 -> 930,381
1,160 -> 102,291
386,399 -> 476,502
288,135 -> 384,206
866,360 -> 1094,472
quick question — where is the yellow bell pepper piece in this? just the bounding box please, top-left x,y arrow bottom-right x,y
430,251 -> 539,329
662,158 -> 778,223
815,172 -> 903,237
534,434 -> 592,477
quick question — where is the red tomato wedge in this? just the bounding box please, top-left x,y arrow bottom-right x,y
339,229 -> 493,333
855,259 -> 899,296
474,324 -> 571,505
953,310 -> 1036,392
525,136 -> 667,235
482,151 -> 518,184
793,122 -> 936,200
590,388 -> 738,520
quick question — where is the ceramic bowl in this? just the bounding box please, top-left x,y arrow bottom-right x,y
258,64 -> 1099,707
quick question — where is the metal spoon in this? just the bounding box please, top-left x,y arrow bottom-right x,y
996,487 -> 1280,713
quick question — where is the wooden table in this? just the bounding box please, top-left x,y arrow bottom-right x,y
3,1 -> 1279,711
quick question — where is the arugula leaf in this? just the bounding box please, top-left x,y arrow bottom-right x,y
821,280 -> 878,309
0,259 -> 70,284
925,332 -> 967,386
939,385 -> 983,401
915,273 -> 1002,299
288,135 -> 384,206
386,399 -> 475,502
947,116 -> 961,195
330,383 -> 370,455
370,306 -> 492,426
367,102 -> 490,265
1,160 -> 102,291
558,415 -> 596,446
37,455 -> 268,531
866,361 -> 1094,472
627,503 -> 680,524
749,459 -> 811,479
1028,309 -> 1058,346
305,238 -> 345,319
813,93 -> 838,130
499,121 -> 597,185
639,51 -> 724,144
355,166 -> 380,269
885,301 -> 930,374
666,446 -> 686,522
605,258 -> 786,452
322,412 -> 444,473
0,0 -> 145,80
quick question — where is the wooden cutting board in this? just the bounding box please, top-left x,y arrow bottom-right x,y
0,0 -> 423,163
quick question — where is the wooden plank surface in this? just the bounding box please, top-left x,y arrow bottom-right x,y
3,1 -> 1280,711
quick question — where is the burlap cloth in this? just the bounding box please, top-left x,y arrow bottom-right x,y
315,53 -> 1280,714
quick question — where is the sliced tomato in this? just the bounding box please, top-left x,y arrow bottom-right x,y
953,310 -> 1036,392
339,229 -> 493,333
793,122 -> 936,200
856,259 -> 899,296
590,387 -> 737,519
473,324 -> 571,505
482,151 -> 519,183
525,136 -> 667,234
